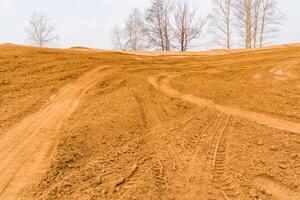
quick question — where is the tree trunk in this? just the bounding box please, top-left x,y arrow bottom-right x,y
246,0 -> 252,48
226,0 -> 231,49
260,0 -> 268,47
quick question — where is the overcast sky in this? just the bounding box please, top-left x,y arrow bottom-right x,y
0,0 -> 299,50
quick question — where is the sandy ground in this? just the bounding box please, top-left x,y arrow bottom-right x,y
0,44 -> 300,200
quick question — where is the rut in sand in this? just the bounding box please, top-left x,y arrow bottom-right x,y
149,72 -> 300,134
0,67 -> 103,199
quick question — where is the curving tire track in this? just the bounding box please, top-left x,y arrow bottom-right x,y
149,71 -> 300,199
148,72 -> 300,134
0,67 -> 104,199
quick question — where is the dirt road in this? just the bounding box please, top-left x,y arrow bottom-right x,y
0,67 -> 102,199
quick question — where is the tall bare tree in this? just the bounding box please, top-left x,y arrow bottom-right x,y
252,0 -> 262,48
125,8 -> 147,51
171,0 -> 205,51
111,9 -> 147,51
145,0 -> 172,51
25,12 -> 59,47
234,0 -> 253,48
234,0 -> 284,48
110,25 -> 129,51
210,0 -> 233,49
258,0 -> 285,47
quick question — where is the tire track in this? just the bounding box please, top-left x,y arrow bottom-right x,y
148,73 -> 300,134
195,113 -> 241,200
208,115 -> 242,200
0,67 -> 105,199
149,72 -> 249,199
170,109 -> 206,132
130,91 -> 163,129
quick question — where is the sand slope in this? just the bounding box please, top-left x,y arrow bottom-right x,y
0,44 -> 299,199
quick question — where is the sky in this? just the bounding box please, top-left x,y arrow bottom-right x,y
0,0 -> 299,50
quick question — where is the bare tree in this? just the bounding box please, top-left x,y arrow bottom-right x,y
110,25 -> 129,51
233,0 -> 284,48
145,0 -> 172,51
125,8 -> 147,51
209,0 -> 233,49
171,0 -> 205,51
252,0 -> 262,48
25,12 -> 59,47
258,0 -> 285,47
111,9 -> 147,51
234,0 -> 253,48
